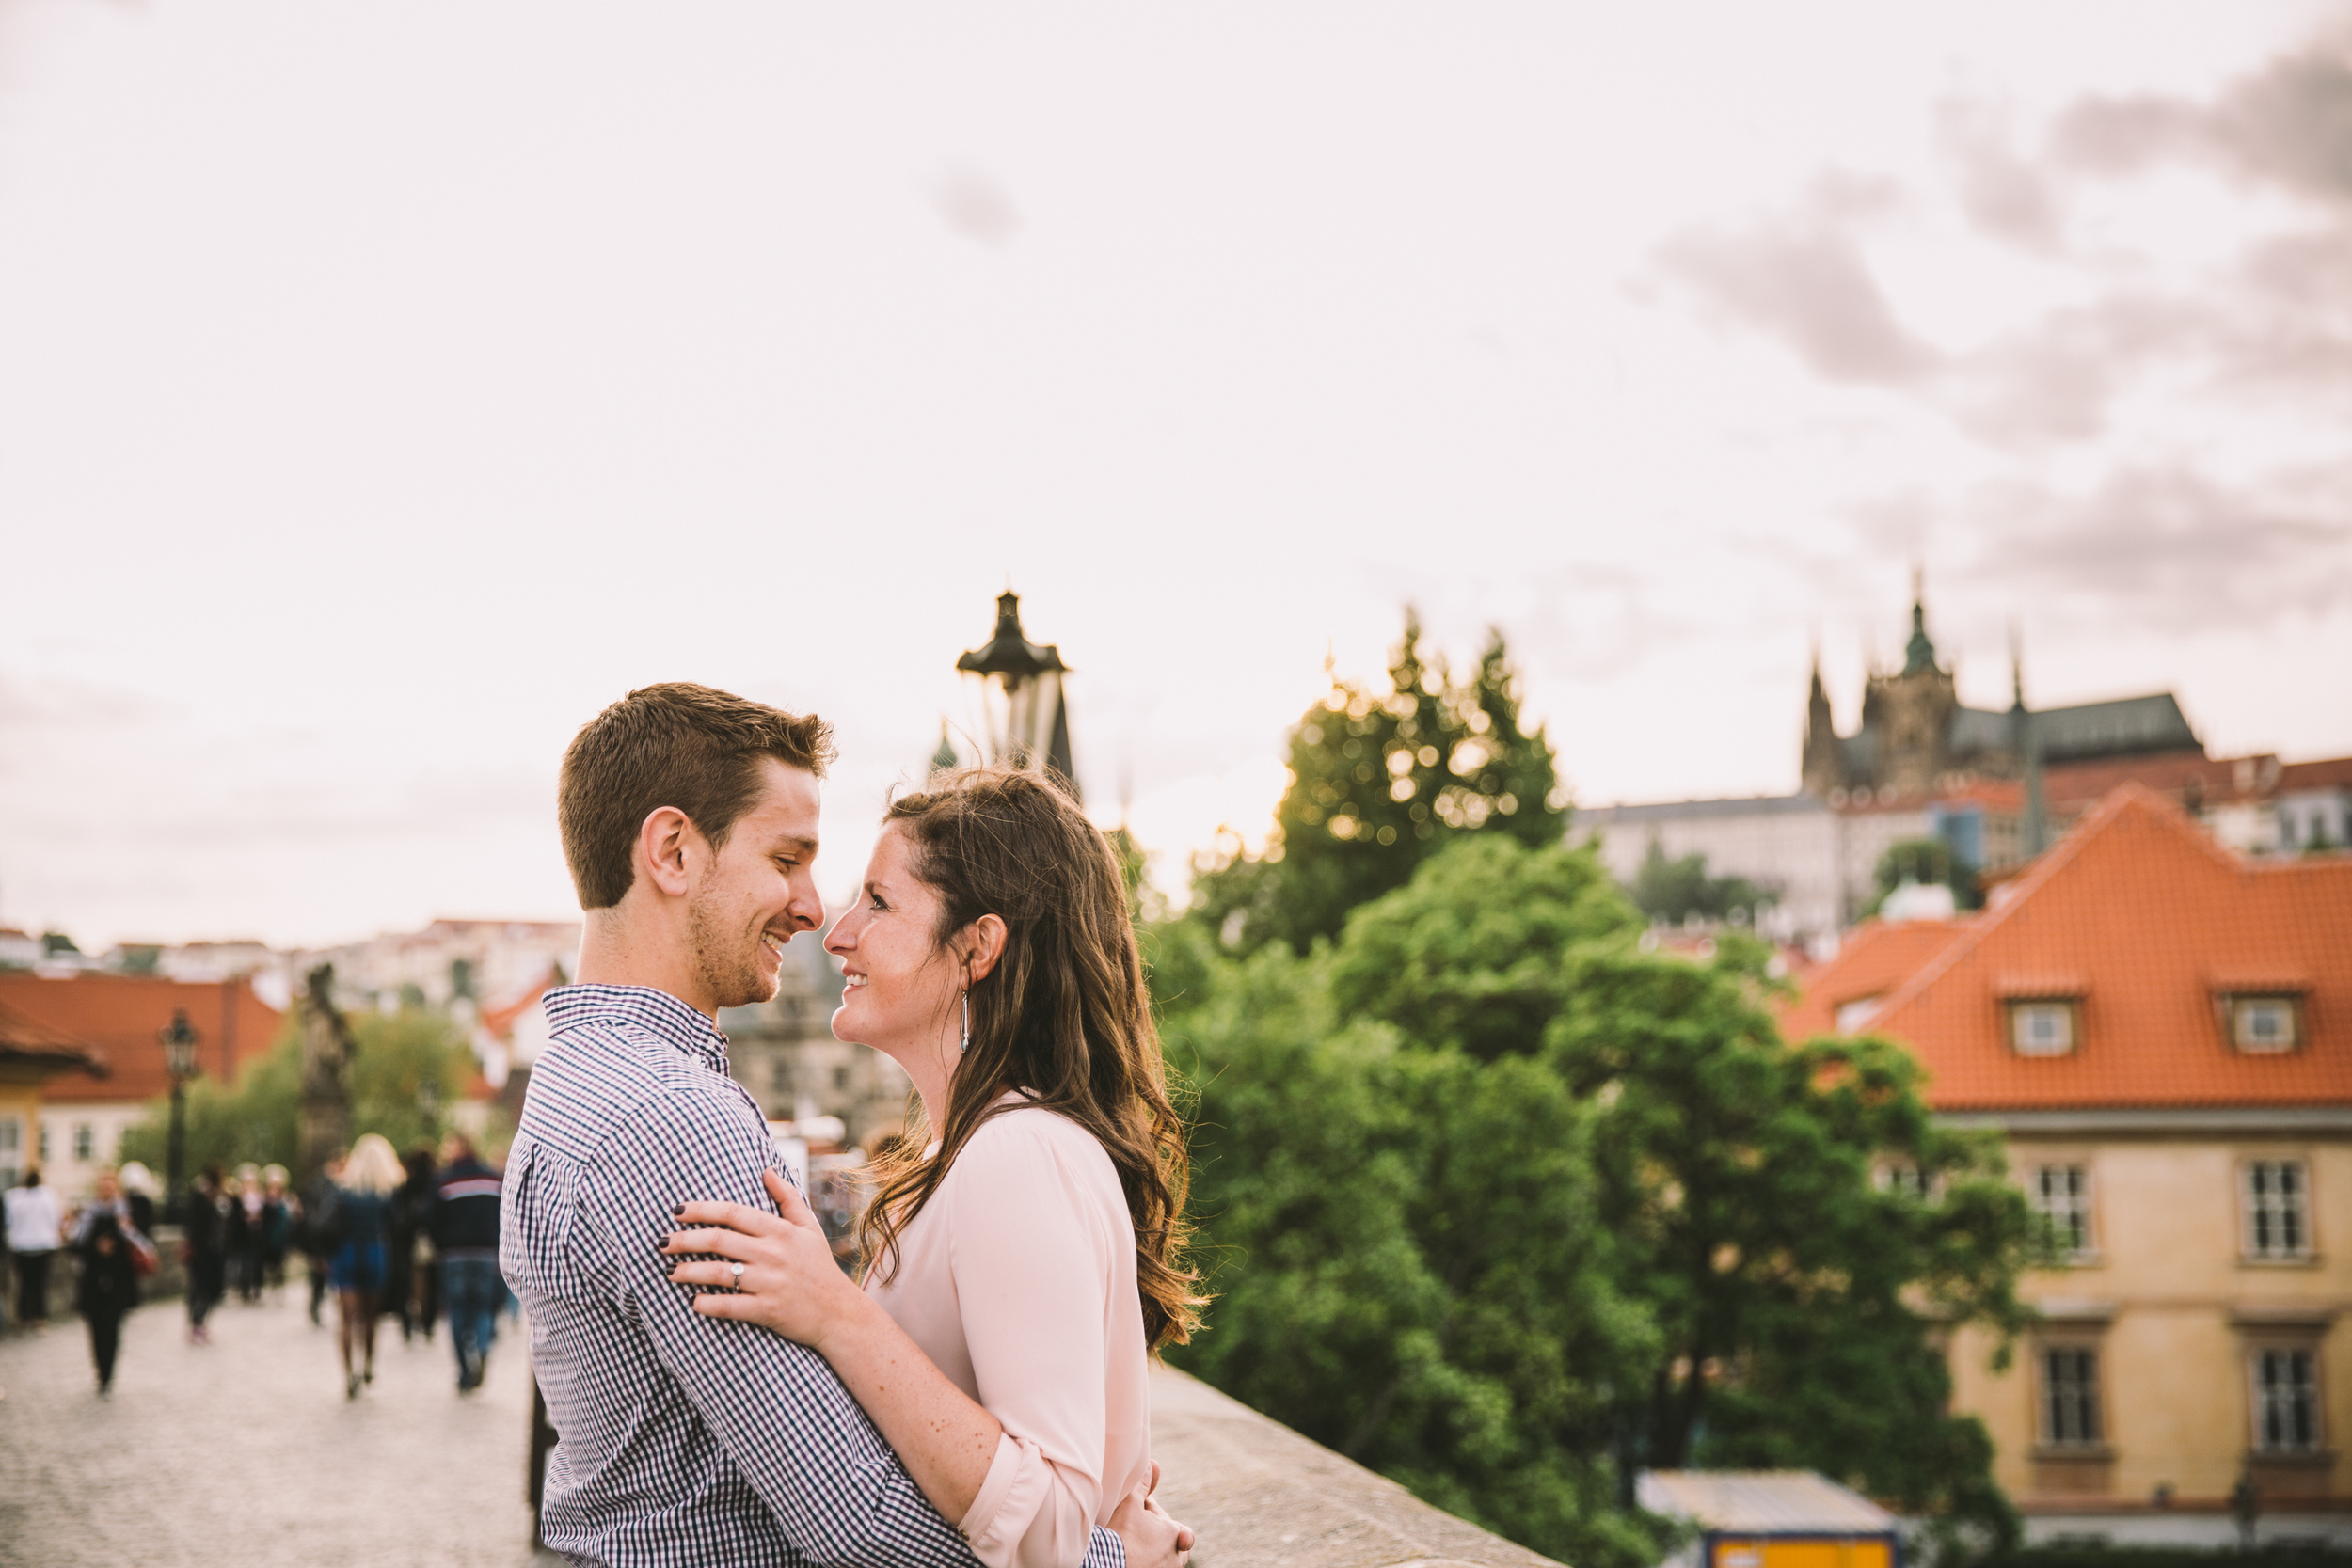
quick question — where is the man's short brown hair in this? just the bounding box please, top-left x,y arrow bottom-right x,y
560,683 -> 835,910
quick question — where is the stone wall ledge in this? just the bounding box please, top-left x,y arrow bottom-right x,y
1148,1364 -> 1563,1568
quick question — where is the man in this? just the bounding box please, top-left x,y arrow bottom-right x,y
299,1148 -> 347,1325
432,1131 -> 501,1391
182,1165 -> 228,1344
504,684 -> 1184,1568
5,1167 -> 62,1327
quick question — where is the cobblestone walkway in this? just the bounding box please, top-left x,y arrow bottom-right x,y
0,1287 -> 557,1568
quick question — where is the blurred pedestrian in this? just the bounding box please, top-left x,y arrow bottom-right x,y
389,1146 -> 438,1345
115,1163 -> 160,1239
430,1132 -> 501,1391
6,1168 -> 64,1329
258,1165 -> 294,1297
330,1133 -> 403,1399
182,1166 -> 229,1344
297,1149 -> 347,1326
228,1163 -> 266,1303
71,1169 -> 152,1394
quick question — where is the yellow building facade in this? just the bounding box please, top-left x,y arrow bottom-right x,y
1782,791 -> 2352,1544
1947,1115 -> 2350,1540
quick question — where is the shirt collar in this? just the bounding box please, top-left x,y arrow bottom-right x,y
543,984 -> 732,1076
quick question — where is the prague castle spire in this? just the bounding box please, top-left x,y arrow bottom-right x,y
1902,565 -> 1940,677
1801,633 -> 1847,796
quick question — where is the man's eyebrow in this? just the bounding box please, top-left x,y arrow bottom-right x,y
774,836 -> 818,856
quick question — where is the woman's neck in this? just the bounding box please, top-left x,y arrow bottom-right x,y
894,1029 -> 960,1137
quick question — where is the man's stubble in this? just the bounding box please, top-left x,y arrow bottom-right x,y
686,875 -> 782,1013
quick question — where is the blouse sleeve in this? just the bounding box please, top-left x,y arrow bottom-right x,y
945,1117 -> 1123,1568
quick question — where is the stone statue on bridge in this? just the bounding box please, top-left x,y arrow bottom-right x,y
297,963 -> 357,1189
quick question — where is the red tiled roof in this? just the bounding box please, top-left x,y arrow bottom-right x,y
2279,756 -> 2352,792
1782,784 -> 2352,1111
1936,780 -> 2026,811
1780,919 -> 1971,1039
0,974 -> 285,1103
2036,748 -> 2234,814
478,969 -> 557,1040
0,999 -> 99,1072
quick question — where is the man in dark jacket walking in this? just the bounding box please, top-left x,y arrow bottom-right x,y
431,1132 -> 501,1391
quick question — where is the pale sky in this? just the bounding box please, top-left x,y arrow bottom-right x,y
3,1 -> 2348,949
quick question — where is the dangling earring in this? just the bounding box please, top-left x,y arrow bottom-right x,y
960,990 -> 971,1053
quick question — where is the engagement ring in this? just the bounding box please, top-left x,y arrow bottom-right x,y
730,1261 -> 745,1287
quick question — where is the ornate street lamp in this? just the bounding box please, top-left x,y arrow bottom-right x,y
159,1007 -> 201,1224
956,589 -> 1079,800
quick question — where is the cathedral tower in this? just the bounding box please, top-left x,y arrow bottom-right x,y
1801,642 -> 1846,797
1864,573 -> 1959,798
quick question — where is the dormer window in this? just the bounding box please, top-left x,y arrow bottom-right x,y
2010,1000 -> 2078,1057
2228,996 -> 2301,1054
1836,996 -> 1883,1035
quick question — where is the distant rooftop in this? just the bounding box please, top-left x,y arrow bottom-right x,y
1637,1470 -> 1896,1534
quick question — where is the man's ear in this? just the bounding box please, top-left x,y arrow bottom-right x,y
636,806 -> 701,899
961,913 -> 1009,983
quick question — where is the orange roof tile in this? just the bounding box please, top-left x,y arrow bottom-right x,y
0,999 -> 99,1072
1783,784 -> 2352,1111
478,968 -> 558,1040
0,974 -> 286,1103
1780,919 -> 1971,1040
2279,756 -> 2352,792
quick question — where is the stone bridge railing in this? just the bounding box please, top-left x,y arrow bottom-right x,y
1148,1364 -> 1563,1568
103,1241 -> 1557,1568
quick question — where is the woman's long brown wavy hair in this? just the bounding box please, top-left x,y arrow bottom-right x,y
854,766 -> 1203,1352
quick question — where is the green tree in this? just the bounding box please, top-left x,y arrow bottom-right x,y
1154,919 -> 1669,1568
1627,843 -> 1780,927
1866,836 -> 1979,916
1329,833 -> 1639,1061
1188,610 -> 1565,955
121,1007 -> 482,1177
1332,837 -> 2037,1555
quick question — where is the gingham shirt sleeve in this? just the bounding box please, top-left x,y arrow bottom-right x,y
578,1081 -> 1129,1568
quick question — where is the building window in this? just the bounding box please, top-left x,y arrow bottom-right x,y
39,1120 -> 50,1163
1877,1162 -> 1933,1201
2010,1001 -> 2077,1056
72,1123 -> 94,1163
2228,996 -> 2300,1054
2242,1161 -> 2312,1259
1836,996 -> 1883,1035
833,1066 -> 850,1091
2250,1348 -> 2322,1454
2042,1346 -> 2103,1447
0,1116 -> 19,1188
2031,1165 -> 2095,1259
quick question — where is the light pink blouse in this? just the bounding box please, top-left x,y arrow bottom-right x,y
867,1099 -> 1150,1568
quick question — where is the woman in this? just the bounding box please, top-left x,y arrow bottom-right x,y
330,1133 -> 404,1399
258,1164 -> 294,1298
668,768 -> 1200,1568
72,1174 -> 148,1394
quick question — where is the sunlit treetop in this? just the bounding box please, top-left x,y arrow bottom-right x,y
1189,609 -> 1567,954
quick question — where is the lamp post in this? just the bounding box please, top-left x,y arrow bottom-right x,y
956,589 -> 1080,800
159,1007 -> 202,1224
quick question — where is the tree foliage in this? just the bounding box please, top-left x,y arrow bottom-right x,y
1157,832 -> 2038,1566
1628,843 -> 1781,927
1157,919 -> 1669,1568
119,1008 -> 483,1177
1187,610 -> 1565,955
1867,836 -> 1981,915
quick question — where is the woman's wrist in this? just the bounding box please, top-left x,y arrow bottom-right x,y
804,1271 -> 886,1361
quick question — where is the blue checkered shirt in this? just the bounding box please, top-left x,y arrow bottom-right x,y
503,984 -> 1126,1568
